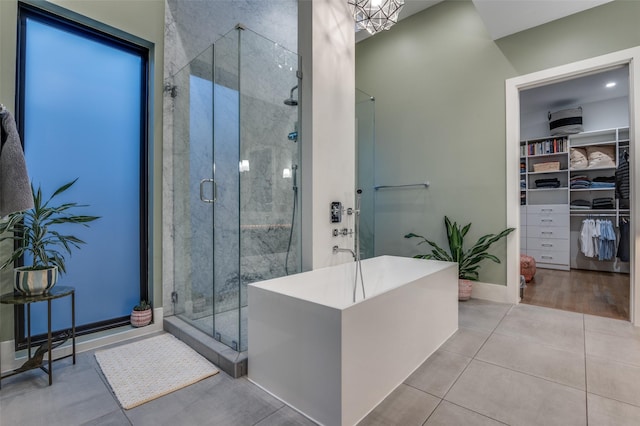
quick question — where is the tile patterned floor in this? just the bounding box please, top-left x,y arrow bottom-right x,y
2,299 -> 640,425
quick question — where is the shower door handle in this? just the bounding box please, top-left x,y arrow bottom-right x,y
200,178 -> 216,203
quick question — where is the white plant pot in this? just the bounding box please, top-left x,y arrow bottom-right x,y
14,266 -> 58,295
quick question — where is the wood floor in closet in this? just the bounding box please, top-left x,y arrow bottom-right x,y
521,268 -> 629,320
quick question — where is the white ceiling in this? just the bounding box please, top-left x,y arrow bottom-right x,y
520,65 -> 629,113
472,0 -> 614,40
355,0 -> 615,43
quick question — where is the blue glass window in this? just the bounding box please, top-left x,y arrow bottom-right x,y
17,5 -> 148,340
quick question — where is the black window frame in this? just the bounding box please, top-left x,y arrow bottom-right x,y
14,2 -> 150,350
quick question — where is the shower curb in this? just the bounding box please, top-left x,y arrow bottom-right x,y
164,316 -> 247,378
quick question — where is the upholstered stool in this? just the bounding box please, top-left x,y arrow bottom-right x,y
520,254 -> 536,282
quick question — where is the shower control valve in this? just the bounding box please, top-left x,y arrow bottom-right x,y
332,228 -> 353,237
331,201 -> 343,223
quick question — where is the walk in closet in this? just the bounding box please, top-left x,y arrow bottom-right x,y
518,66 -> 631,319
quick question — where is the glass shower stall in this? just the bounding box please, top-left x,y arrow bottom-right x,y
356,88 -> 375,259
169,26 -> 301,352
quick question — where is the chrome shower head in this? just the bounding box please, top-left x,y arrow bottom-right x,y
284,85 -> 299,106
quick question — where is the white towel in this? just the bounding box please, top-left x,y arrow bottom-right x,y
0,110 -> 34,217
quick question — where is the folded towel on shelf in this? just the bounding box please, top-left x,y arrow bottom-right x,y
590,182 -> 615,189
535,178 -> 560,188
570,147 -> 588,169
570,199 -> 591,210
0,109 -> 34,217
587,146 -> 616,168
570,181 -> 591,189
591,197 -> 614,209
592,176 -> 615,182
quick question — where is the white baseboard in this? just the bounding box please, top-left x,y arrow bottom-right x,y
1,307 -> 163,374
470,281 -> 513,304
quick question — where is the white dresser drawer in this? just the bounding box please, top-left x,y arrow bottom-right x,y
527,237 -> 570,252
528,249 -> 570,266
527,204 -> 569,215
527,226 -> 570,239
526,214 -> 569,228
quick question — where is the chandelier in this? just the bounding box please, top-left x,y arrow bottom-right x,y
348,0 -> 405,35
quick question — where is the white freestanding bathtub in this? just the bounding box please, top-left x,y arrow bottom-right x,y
248,255 -> 458,426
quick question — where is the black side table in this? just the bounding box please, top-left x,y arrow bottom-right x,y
0,285 -> 76,387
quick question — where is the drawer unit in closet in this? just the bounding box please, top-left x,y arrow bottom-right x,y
527,214 -> 569,228
526,225 -> 570,240
526,237 -> 570,252
526,212 -> 569,228
527,249 -> 570,268
526,204 -> 569,215
525,204 -> 569,269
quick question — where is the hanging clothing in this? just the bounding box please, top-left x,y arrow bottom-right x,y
580,219 -> 596,258
617,218 -> 630,262
0,108 -> 33,217
579,218 -> 616,261
615,148 -> 630,200
597,219 -> 616,261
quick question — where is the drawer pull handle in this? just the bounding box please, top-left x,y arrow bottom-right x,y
541,256 -> 553,259
541,209 -> 553,212
542,244 -> 553,247
541,232 -> 553,235
541,219 -> 553,222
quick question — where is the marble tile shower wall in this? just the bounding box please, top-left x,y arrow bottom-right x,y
162,0 -> 298,317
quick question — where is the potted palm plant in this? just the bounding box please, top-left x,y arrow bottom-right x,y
0,179 -> 100,295
405,216 -> 514,301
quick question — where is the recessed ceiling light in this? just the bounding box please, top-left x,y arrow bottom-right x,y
606,82 -> 617,88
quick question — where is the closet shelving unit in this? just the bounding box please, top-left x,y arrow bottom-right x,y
568,127 -> 629,223
521,137 -> 569,206
520,136 -> 570,269
520,127 -> 630,271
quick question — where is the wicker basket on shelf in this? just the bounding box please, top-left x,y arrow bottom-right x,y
533,161 -> 560,172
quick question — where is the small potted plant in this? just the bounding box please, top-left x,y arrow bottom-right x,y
405,216 -> 514,301
0,179 -> 99,295
130,300 -> 152,327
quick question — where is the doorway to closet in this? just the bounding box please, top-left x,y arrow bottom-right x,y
505,47 -> 640,325
518,66 -> 631,320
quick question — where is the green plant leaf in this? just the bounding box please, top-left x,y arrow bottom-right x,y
0,179 -> 100,274
406,218 -> 514,281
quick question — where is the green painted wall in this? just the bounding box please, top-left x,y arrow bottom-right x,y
0,0 -> 165,343
355,0 -> 640,285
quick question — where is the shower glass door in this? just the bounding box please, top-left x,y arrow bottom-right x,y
171,27 -> 300,352
356,89 -> 375,259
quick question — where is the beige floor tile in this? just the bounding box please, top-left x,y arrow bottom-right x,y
424,401 -> 506,425
404,349 -> 471,398
494,303 -> 584,354
446,360 -> 587,426
477,332 -> 586,389
584,314 -> 640,339
458,300 -> 511,332
587,393 -> 640,426
587,355 -> 640,407
440,327 -> 491,357
358,384 -> 440,426
586,330 -> 640,367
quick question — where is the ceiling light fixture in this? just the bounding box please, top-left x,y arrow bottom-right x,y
605,82 -> 616,88
348,0 -> 405,35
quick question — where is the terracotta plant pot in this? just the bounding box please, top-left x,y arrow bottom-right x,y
14,266 -> 58,295
458,279 -> 473,301
130,308 -> 152,327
